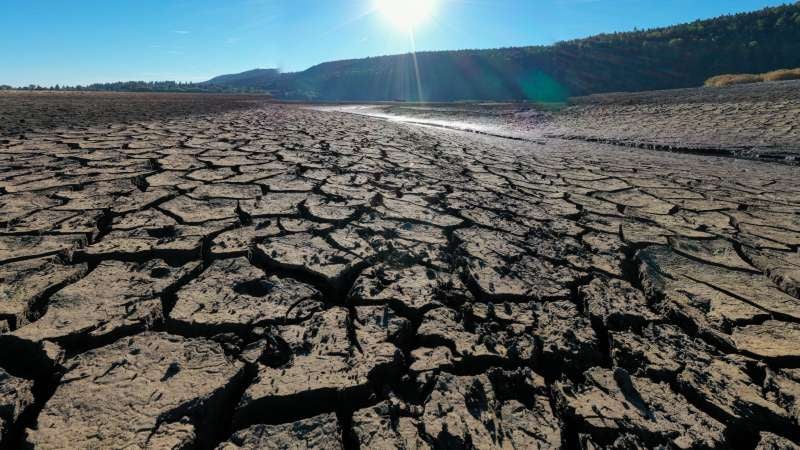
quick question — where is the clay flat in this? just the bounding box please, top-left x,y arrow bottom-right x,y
1,91 -> 799,449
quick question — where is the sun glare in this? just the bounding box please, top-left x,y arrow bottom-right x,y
375,0 -> 437,30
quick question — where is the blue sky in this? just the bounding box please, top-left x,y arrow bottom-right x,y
0,0 -> 791,86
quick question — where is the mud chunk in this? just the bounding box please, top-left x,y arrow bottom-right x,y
190,183 -> 262,200
111,189 -> 175,214
677,358 -> 792,432
351,400 -> 431,450
639,246 -> 800,321
77,220 -> 233,262
0,234 -> 86,265
554,367 -> 726,449
419,369 -> 561,449
161,195 -> 239,224
755,432 -> 800,450
354,304 -> 412,347
621,221 -> 671,246
187,167 -> 237,182
0,192 -> 60,223
535,300 -> 601,377
379,196 -> 462,227
611,324 -> 716,382
739,223 -> 800,247
579,277 -> 659,330
732,320 -> 800,363
417,304 -> 537,370
349,264 -> 472,319
638,246 -> 785,346
234,307 -> 404,427
260,174 -> 316,193
328,225 -> 380,260
8,259 -> 199,349
218,414 -> 343,450
669,236 -> 757,272
25,332 -> 244,449
209,220 -> 281,257
0,368 -> 34,442
305,194 -> 358,222
409,346 -> 455,374
765,369 -> 800,428
112,207 -> 178,231
0,257 -> 87,329
171,257 -> 322,334
240,192 -> 307,216
744,247 -> 800,298
598,188 -> 676,215
456,228 -> 582,301
253,232 -> 368,295
1,209 -> 77,235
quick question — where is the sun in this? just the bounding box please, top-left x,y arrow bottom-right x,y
375,0 -> 437,30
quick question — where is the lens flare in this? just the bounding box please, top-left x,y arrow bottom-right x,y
375,0 -> 437,30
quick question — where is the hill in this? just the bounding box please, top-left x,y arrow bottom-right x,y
204,68 -> 280,89
258,2 -> 800,101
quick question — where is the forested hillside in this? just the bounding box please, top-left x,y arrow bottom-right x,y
267,2 -> 800,101
203,69 -> 280,90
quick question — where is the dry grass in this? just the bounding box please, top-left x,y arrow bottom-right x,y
762,68 -> 800,81
705,68 -> 800,87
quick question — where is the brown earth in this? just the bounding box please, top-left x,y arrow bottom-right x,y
338,79 -> 800,163
555,80 -> 800,162
0,91 -> 799,449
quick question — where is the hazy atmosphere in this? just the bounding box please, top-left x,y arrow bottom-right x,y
0,0 -> 790,86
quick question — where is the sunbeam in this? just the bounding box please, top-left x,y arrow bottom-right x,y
375,0 -> 438,31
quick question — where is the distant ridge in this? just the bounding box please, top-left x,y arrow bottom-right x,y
204,68 -> 280,89
220,2 -> 800,102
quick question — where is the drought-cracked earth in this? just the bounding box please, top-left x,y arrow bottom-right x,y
1,93 -> 800,449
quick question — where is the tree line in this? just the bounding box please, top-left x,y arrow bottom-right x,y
0,81 -> 268,93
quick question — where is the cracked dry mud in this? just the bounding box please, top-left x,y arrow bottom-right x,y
1,92 -> 800,449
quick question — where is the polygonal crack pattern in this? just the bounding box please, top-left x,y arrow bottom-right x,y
0,95 -> 799,448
